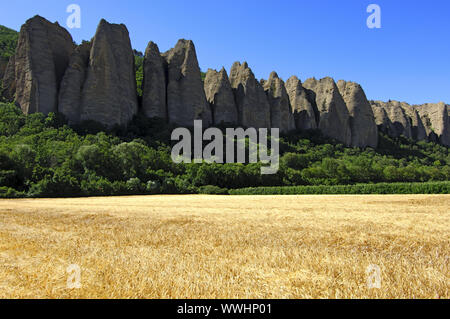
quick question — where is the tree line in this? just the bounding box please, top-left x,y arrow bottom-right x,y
0,102 -> 449,198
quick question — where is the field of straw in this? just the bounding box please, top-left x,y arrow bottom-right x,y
0,195 -> 448,299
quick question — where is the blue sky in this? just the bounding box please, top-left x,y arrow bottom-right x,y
1,0 -> 449,105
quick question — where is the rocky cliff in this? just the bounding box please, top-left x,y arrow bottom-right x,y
1,16 -> 449,149
285,76 -> 318,131
204,67 -> 238,125
370,101 -> 412,139
58,20 -> 139,127
163,39 -> 212,127
416,102 -> 449,146
337,81 -> 378,148
229,62 -> 271,129
142,41 -> 167,120
2,54 -> 15,101
303,77 -> 352,146
263,72 -> 295,133
3,16 -> 74,115
80,20 -> 138,127
401,103 -> 428,142
58,41 -> 91,124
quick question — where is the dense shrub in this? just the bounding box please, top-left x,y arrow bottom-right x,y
0,186 -> 24,198
229,182 -> 450,195
198,185 -> 229,195
134,52 -> 144,98
0,25 -> 18,60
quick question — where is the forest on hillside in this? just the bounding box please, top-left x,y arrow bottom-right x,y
0,102 -> 449,197
0,25 -> 18,60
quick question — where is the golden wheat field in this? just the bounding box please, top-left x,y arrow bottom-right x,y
0,194 -> 448,299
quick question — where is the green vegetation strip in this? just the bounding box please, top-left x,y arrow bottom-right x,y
229,182 -> 450,195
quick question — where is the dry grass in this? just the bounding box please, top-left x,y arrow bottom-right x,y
0,195 -> 448,299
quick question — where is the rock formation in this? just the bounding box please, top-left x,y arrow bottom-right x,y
370,99 -> 448,146
3,15 -> 74,115
401,103 -> 427,141
1,55 -> 15,101
80,20 -> 138,126
337,80 -> 378,148
416,102 -> 449,146
204,67 -> 238,125
285,76 -> 318,131
58,41 -> 91,124
229,62 -> 271,129
263,72 -> 295,133
370,101 -> 412,139
59,19 -> 138,127
163,39 -> 212,127
303,77 -> 352,146
1,15 -> 449,148
371,102 -> 392,135
0,58 -> 8,81
142,41 -> 167,120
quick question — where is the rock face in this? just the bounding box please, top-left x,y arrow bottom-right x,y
416,102 -> 450,146
5,16 -> 74,115
401,103 -> 427,141
303,77 -> 352,145
77,20 -> 138,127
163,39 -> 212,127
142,41 -> 167,120
1,55 -> 16,101
371,102 -> 392,134
0,58 -> 8,81
229,62 -> 271,129
263,72 -> 295,132
58,41 -> 91,124
59,20 -> 138,127
370,101 -> 412,138
285,76 -> 318,131
204,67 -> 238,125
337,80 -> 378,148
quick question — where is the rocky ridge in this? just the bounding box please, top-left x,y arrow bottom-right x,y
1,16 -> 449,148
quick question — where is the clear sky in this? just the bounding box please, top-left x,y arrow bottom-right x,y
0,0 -> 448,105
